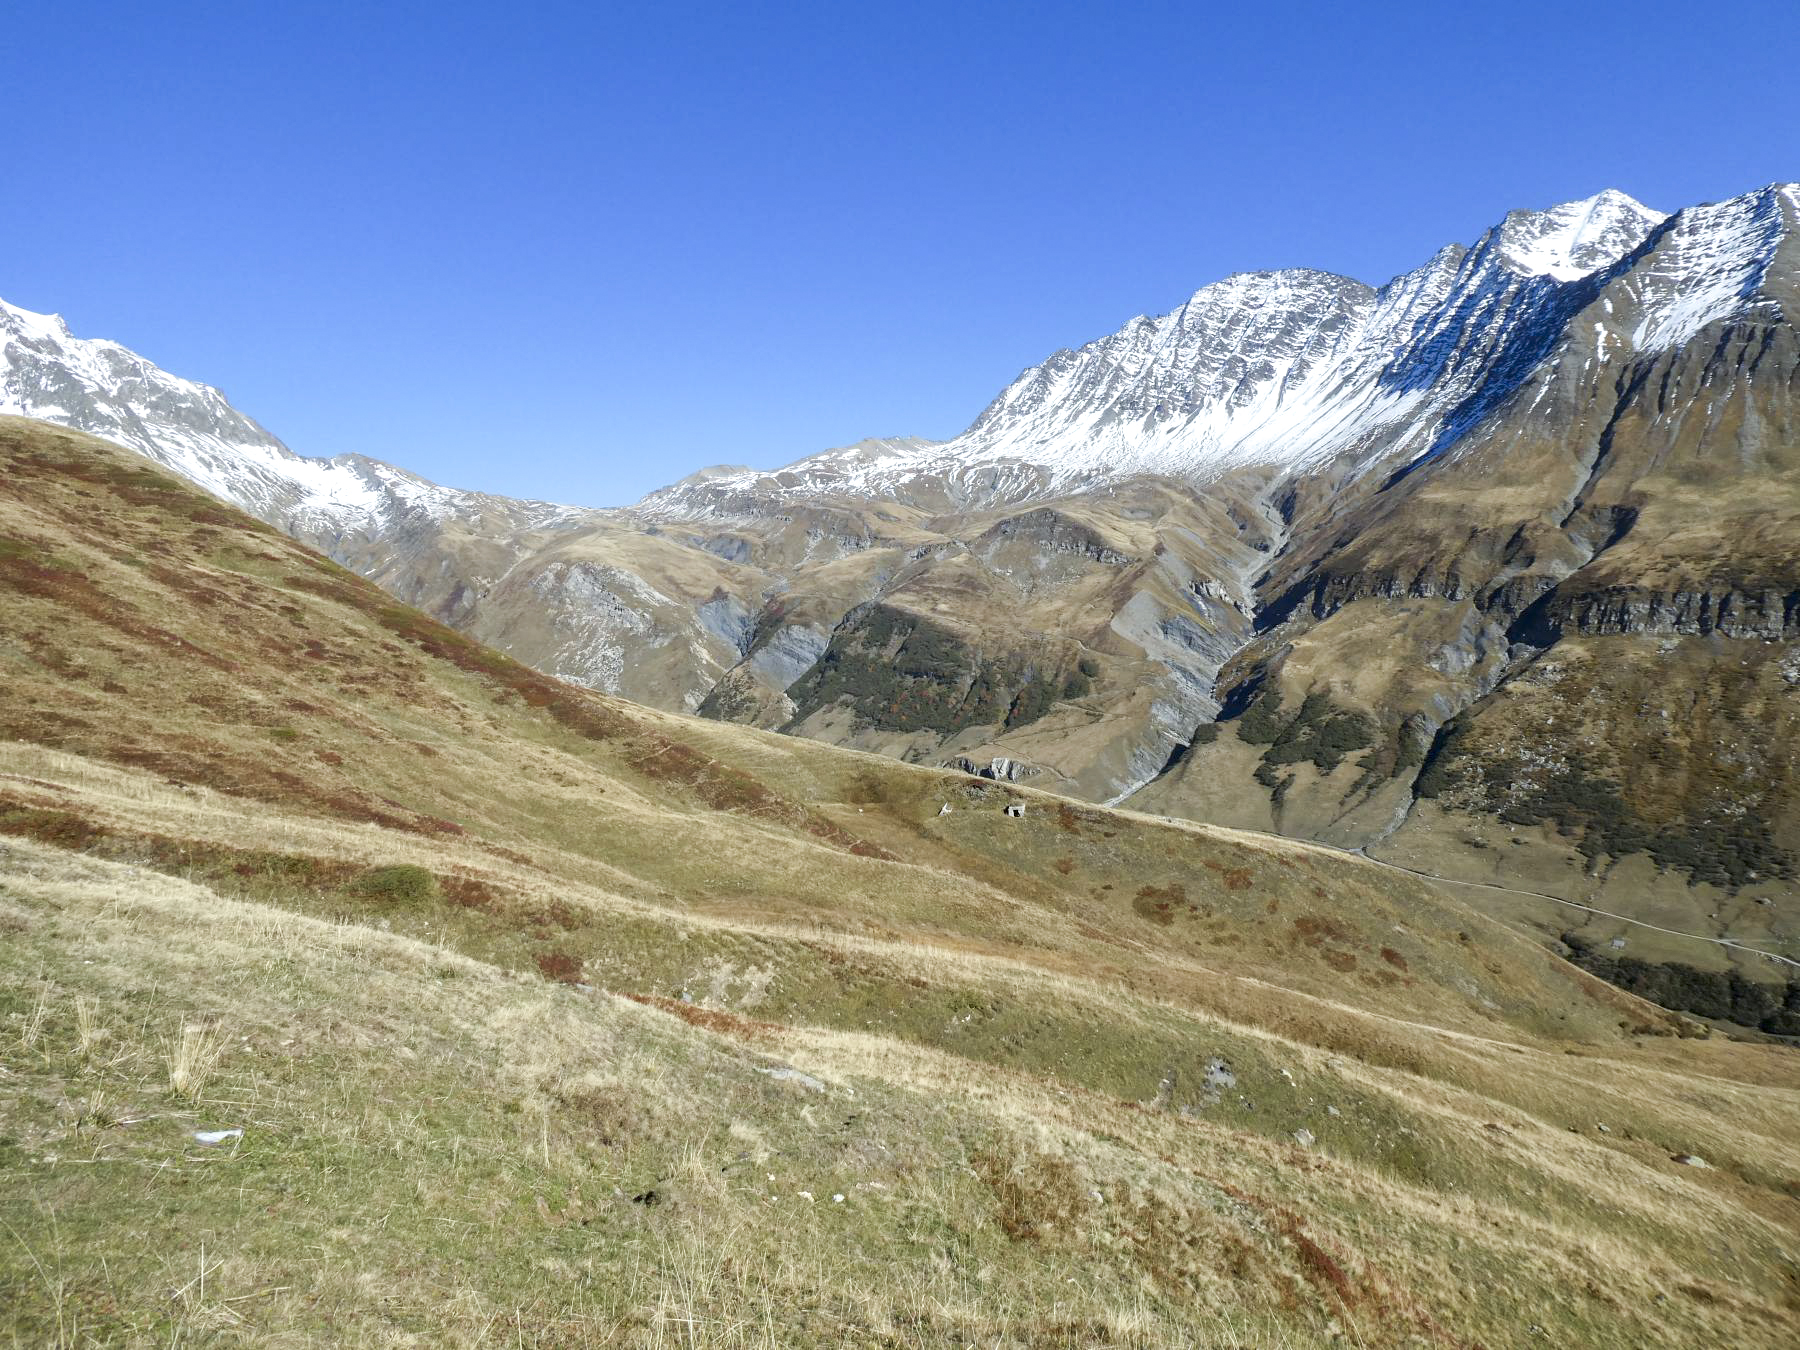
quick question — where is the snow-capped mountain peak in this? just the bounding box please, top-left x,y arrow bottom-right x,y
1495,188 -> 1667,282
1,298 -> 74,344
1620,182 -> 1795,351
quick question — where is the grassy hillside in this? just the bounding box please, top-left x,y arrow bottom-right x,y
3,416 -> 1799,1346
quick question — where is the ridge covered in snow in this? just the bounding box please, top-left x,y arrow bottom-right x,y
644,184 -> 1795,516
4,181 -> 1794,540
0,296 -> 577,544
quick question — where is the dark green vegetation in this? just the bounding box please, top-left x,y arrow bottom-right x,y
1561,934 -> 1800,1035
1236,691 -> 1379,775
1236,689 -> 1380,809
1417,712 -> 1794,891
783,602 -> 1090,736
350,863 -> 440,907
693,669 -> 761,721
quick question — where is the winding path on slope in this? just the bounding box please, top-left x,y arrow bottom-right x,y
1349,849 -> 1800,973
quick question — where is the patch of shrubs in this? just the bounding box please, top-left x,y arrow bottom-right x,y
1425,736 -> 1792,890
1561,933 -> 1800,1035
784,603 -> 1086,736
1235,689 -> 1378,784
695,674 -> 759,723
1412,716 -> 1472,799
351,864 -> 439,908
1350,716 -> 1433,795
1261,694 -> 1378,773
1236,690 -> 1289,745
1253,761 -> 1293,808
1006,677 -> 1061,729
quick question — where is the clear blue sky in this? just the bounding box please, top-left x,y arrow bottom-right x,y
5,2 -> 1795,506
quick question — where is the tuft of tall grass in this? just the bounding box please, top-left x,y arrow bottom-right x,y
18,986 -> 51,1052
72,994 -> 105,1057
165,1020 -> 231,1099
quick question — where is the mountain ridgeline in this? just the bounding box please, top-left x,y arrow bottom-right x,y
5,182 -> 1799,1017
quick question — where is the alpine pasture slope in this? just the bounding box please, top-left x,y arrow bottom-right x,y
2,417 -> 1799,1345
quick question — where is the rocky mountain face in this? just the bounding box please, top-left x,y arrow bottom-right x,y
6,183 -> 1798,1018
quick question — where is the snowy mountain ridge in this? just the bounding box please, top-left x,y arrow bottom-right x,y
0,296 -> 578,546
3,182 -> 1794,544
644,184 -> 1794,517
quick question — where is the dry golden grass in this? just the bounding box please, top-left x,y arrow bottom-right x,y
4,834 -> 1798,1347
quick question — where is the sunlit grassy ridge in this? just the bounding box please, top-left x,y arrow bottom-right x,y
2,417 -> 1798,1346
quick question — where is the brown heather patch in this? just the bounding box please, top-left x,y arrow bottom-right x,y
1134,882 -> 1191,926
1202,859 -> 1255,890
0,543 -> 240,675
371,601 -> 645,748
1291,914 -> 1358,948
0,796 -> 360,893
534,949 -> 585,984
144,562 -> 231,607
0,793 -> 502,923
441,875 -> 501,910
0,802 -> 109,851
617,991 -> 781,1042
973,1142 -> 1093,1243
518,897 -> 586,931
626,730 -> 895,860
1380,946 -> 1409,971
800,939 -> 851,967
476,841 -> 541,869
